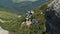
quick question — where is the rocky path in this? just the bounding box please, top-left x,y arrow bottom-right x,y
0,27 -> 9,34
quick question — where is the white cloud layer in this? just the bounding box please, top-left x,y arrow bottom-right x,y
12,0 -> 38,3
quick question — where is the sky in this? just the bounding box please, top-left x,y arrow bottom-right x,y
12,0 -> 38,3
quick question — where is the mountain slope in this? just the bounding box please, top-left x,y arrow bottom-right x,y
0,11 -> 18,20
0,0 -> 48,14
0,1 -> 49,34
0,3 -> 47,34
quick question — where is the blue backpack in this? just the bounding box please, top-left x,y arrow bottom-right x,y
32,19 -> 37,24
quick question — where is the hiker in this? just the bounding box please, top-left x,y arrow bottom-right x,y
30,11 -> 32,15
30,10 -> 34,15
32,19 -> 38,24
31,10 -> 34,14
27,10 -> 30,14
26,13 -> 29,17
27,10 -> 34,15
25,17 -> 29,21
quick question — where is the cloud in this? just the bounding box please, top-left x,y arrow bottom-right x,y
12,0 -> 38,3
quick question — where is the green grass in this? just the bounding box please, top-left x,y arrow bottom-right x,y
0,10 -> 25,34
0,11 -> 18,20
28,0 -> 52,34
0,11 -> 20,32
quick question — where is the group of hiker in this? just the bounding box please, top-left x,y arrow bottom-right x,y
22,10 -> 38,26
21,10 -> 47,34
25,10 -> 34,21
25,10 -> 38,24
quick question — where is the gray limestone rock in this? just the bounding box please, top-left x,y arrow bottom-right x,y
45,0 -> 60,34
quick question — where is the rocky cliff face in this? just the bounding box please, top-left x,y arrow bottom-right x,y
45,0 -> 60,34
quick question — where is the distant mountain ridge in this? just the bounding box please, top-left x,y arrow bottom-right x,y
0,0 -> 47,14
